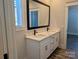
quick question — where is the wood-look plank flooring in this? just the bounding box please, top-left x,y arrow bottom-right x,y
48,48 -> 77,59
48,35 -> 78,59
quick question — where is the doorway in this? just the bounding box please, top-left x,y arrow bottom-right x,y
66,2 -> 78,55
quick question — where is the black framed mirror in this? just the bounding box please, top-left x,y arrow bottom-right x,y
27,0 -> 50,30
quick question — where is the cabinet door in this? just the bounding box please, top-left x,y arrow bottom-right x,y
40,40 -> 50,59
27,39 -> 40,59
55,33 -> 59,47
50,33 -> 59,53
40,44 -> 47,59
50,37 -> 55,54
46,42 -> 50,58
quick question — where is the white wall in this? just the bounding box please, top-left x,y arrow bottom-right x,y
50,0 -> 66,49
13,0 -> 27,59
15,31 -> 26,59
39,0 -> 50,5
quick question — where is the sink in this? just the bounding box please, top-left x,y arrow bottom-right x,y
34,31 -> 52,38
35,34 -> 46,38
35,32 -> 50,37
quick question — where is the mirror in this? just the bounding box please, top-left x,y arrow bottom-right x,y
27,0 -> 50,30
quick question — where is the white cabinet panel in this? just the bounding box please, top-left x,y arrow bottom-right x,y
26,39 -> 40,59
40,38 -> 50,46
50,37 -> 55,54
40,44 -> 47,59
40,41 -> 50,59
55,33 -> 59,47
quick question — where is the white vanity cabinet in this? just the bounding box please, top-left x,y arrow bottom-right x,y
40,38 -> 50,59
50,33 -> 59,54
26,31 -> 59,59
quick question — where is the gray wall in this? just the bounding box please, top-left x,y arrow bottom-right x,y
67,5 -> 78,35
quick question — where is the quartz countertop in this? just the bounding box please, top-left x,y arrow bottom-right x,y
25,29 -> 60,41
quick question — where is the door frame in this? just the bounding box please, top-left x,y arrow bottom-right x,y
65,2 -> 78,48
0,17 -> 4,59
3,0 -> 18,59
0,8 -> 4,59
0,0 -> 7,59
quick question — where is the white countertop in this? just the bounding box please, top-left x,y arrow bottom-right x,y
25,29 -> 60,41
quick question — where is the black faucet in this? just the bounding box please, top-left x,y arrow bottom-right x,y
34,30 -> 38,35
47,27 -> 49,31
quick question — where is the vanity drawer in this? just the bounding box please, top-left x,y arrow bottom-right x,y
50,36 -> 55,42
40,38 -> 50,46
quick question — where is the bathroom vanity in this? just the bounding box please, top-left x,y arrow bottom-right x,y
25,29 -> 60,59
26,0 -> 60,59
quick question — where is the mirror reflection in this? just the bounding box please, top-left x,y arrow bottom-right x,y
29,0 -> 49,27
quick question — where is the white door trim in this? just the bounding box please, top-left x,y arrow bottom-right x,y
3,0 -> 18,59
0,0 -> 7,59
0,17 -> 4,59
65,2 -> 78,48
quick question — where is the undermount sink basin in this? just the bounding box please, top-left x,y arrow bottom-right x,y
35,32 -> 50,37
36,34 -> 45,37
